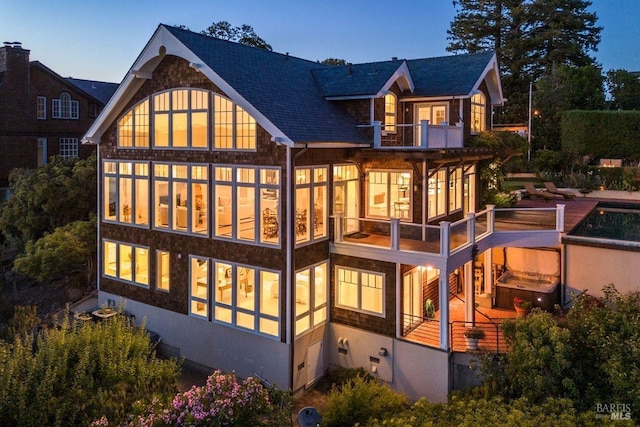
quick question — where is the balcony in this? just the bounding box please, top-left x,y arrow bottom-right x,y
331,205 -> 566,271
359,120 -> 464,149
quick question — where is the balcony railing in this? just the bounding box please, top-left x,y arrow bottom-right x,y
332,204 -> 566,261
358,120 -> 464,149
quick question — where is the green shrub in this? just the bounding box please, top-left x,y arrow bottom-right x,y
0,310 -> 181,427
322,375 -> 408,427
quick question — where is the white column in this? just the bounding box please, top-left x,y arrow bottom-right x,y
464,261 -> 475,326
390,217 -> 400,250
438,272 -> 449,350
334,212 -> 344,243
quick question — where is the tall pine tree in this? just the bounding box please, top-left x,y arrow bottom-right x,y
447,0 -> 601,125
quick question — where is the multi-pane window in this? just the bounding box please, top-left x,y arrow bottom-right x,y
367,170 -> 412,220
214,95 -> 256,150
189,257 -> 281,338
384,93 -> 397,133
52,92 -> 79,119
59,138 -> 79,159
336,266 -> 384,316
464,165 -> 477,214
471,92 -> 486,133
295,167 -> 328,244
151,89 -> 209,149
103,161 -> 149,226
102,240 -> 149,287
428,169 -> 447,218
37,96 -> 46,119
156,250 -> 170,291
153,163 -> 208,235
213,165 -> 280,245
118,99 -> 149,147
295,261 -> 328,336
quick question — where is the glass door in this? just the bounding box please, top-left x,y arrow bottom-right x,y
403,268 -> 422,334
415,104 -> 447,146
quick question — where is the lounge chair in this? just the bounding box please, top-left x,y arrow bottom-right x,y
523,182 -> 556,201
544,182 -> 576,200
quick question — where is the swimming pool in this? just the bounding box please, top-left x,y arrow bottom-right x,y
570,203 -> 640,242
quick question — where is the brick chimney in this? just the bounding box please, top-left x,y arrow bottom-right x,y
0,41 -> 30,87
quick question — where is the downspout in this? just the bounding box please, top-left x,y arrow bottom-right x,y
288,144 -> 308,390
96,144 -> 101,299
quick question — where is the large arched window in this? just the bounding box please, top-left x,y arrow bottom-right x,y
471,92 -> 486,134
384,93 -> 397,133
117,89 -> 257,150
52,92 -> 79,119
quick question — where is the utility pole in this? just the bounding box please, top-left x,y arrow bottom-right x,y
527,81 -> 532,162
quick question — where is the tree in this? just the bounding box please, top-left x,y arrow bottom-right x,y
0,313 -> 180,426
321,58 -> 348,66
448,0 -> 602,124
201,20 -> 272,51
606,69 -> 640,110
13,215 -> 96,286
533,64 -> 605,150
0,154 -> 96,246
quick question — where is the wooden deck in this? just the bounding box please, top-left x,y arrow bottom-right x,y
403,296 -> 518,353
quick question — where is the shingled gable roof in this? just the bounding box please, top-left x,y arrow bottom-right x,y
66,78 -> 118,105
311,60 -> 414,98
165,25 -> 369,145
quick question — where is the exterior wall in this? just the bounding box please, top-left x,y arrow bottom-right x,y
329,323 -> 450,403
0,45 -> 100,187
330,254 -> 396,336
564,242 -> 640,298
99,291 -> 291,387
293,324 -> 329,392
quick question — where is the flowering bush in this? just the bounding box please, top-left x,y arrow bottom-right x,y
513,297 -> 532,309
95,370 -> 284,427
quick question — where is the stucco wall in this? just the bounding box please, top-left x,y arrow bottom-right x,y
99,291 -> 291,388
565,243 -> 640,298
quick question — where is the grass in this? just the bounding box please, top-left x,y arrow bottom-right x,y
501,178 -> 543,192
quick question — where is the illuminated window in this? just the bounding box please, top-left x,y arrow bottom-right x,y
367,170 -> 412,220
101,240 -> 149,287
152,162 -> 208,235
52,92 -> 79,119
449,167 -> 463,212
214,94 -> 256,150
156,250 -> 170,291
471,92 -> 486,133
295,167 -> 327,245
384,93 -> 397,133
209,261 -> 281,339
189,256 -> 209,318
336,266 -> 384,316
213,165 -> 280,246
103,160 -> 149,226
428,169 -> 447,218
295,261 -> 328,336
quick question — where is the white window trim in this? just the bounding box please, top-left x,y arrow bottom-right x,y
295,260 -> 329,338
37,96 -> 47,119
295,165 -> 329,247
155,249 -> 171,292
189,255 -> 210,320
365,169 -> 413,221
101,239 -> 150,288
59,138 -> 79,159
52,92 -> 79,119
103,160 -> 150,228
335,265 -> 386,317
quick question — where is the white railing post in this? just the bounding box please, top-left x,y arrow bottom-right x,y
466,212 -> 476,244
440,221 -> 451,257
420,120 -> 429,148
372,121 -> 382,148
556,204 -> 565,232
486,204 -> 495,234
390,218 -> 400,250
439,274 -> 450,350
334,212 -> 344,243
444,123 -> 449,148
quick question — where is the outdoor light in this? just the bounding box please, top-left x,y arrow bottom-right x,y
378,347 -> 388,357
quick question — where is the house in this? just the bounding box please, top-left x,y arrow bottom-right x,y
83,25 -> 565,402
0,41 -> 117,200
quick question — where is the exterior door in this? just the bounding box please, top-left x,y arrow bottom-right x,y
415,104 -> 447,146
306,340 -> 323,386
334,181 -> 359,234
403,268 -> 422,333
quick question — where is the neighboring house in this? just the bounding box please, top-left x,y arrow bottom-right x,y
0,41 -> 117,200
84,25 -> 565,402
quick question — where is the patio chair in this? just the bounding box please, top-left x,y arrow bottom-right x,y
523,182 -> 556,201
544,181 -> 576,200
